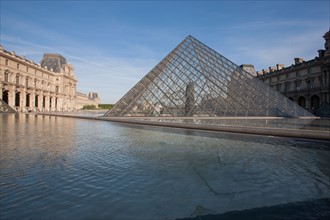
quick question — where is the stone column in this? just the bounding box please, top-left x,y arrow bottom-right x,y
0,83 -> 3,99
45,93 -> 50,111
38,93 -> 43,112
20,88 -> 26,112
30,90 -> 35,111
55,97 -> 58,111
305,98 -> 310,112
59,97 -> 63,111
8,85 -> 15,108
52,95 -> 56,111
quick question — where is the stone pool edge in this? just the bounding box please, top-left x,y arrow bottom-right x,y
34,113 -> 330,141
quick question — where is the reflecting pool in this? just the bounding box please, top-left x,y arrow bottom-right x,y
1,114 -> 330,219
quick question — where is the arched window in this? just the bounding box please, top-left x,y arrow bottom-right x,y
298,96 -> 306,109
15,92 -> 20,106
2,90 -> 9,104
26,94 -> 30,107
310,95 -> 320,114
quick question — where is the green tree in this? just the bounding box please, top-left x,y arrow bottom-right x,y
82,105 -> 97,110
98,104 -> 114,110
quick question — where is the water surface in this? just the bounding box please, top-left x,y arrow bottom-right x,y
1,114 -> 329,219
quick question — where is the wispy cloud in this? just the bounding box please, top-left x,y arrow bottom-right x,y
1,33 -> 158,103
66,52 -> 158,103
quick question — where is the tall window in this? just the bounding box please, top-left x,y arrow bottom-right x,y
17,63 -> 20,69
26,78 -> 29,87
295,80 -> 301,91
4,72 -> 9,82
55,86 -> 59,93
16,75 -> 20,85
325,71 -> 328,84
306,78 -> 314,89
307,80 -> 311,89
5,59 -> 9,66
319,76 -> 323,85
284,82 -> 291,91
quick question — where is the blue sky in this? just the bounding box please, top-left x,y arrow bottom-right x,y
1,0 -> 329,104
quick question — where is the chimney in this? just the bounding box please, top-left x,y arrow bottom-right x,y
318,49 -> 325,58
262,69 -> 269,74
294,58 -> 304,65
276,64 -> 284,70
269,66 -> 276,72
323,30 -> 330,56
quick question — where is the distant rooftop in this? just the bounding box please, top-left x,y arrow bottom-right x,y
40,53 -> 67,73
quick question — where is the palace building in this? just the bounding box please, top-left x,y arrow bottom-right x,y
255,31 -> 330,116
0,46 -> 100,112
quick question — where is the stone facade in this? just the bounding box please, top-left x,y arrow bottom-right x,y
240,64 -> 257,76
256,31 -> 330,116
0,46 -> 100,112
76,92 -> 100,109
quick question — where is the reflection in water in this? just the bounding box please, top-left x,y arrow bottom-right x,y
151,118 -> 330,131
1,115 -> 76,171
0,114 -> 329,220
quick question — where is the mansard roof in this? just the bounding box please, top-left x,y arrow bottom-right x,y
40,53 -> 67,73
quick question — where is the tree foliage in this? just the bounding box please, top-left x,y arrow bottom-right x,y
82,105 -> 97,110
98,104 -> 115,110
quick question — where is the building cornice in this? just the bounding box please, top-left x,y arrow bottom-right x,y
257,57 -> 325,79
0,49 -> 57,76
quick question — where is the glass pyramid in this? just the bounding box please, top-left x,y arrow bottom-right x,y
104,36 -> 313,117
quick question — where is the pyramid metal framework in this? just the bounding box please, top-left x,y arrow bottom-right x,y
104,36 -> 313,117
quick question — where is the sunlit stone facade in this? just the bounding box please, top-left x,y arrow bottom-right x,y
0,46 -> 99,112
76,92 -> 100,109
256,31 -> 330,116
